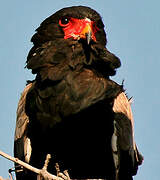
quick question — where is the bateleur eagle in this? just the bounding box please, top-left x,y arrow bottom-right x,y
14,6 -> 143,180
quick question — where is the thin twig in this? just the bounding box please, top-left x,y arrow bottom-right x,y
0,150 -> 70,180
0,150 -> 40,174
43,154 -> 51,171
55,163 -> 60,176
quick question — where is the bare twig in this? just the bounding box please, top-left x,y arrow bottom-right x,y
0,150 -> 70,180
0,150 -> 40,174
55,163 -> 70,180
55,163 -> 60,176
43,154 -> 51,171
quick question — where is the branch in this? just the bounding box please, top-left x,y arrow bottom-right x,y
0,150 -> 70,180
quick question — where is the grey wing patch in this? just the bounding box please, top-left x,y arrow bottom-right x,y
113,92 -> 134,151
112,92 -> 143,178
14,83 -> 33,163
14,83 -> 32,140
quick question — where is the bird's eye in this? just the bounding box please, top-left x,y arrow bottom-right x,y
59,17 -> 70,27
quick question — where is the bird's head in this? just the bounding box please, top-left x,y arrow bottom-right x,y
27,6 -> 121,78
31,6 -> 107,47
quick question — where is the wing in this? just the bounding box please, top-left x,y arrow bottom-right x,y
14,83 -> 33,163
112,92 -> 143,179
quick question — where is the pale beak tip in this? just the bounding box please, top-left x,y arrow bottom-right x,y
86,31 -> 92,45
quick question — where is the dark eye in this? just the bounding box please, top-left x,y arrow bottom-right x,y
59,16 -> 70,26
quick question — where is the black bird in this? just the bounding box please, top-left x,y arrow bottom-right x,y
14,6 -> 143,180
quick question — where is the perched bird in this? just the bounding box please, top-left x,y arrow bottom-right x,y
14,6 -> 143,180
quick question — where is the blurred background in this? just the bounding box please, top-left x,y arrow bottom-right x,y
0,0 -> 160,179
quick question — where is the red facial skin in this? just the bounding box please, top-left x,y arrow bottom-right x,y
59,17 -> 99,42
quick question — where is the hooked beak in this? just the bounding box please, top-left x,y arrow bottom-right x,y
80,21 -> 93,44
86,29 -> 92,45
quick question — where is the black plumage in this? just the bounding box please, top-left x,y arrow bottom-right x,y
14,6 -> 143,180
